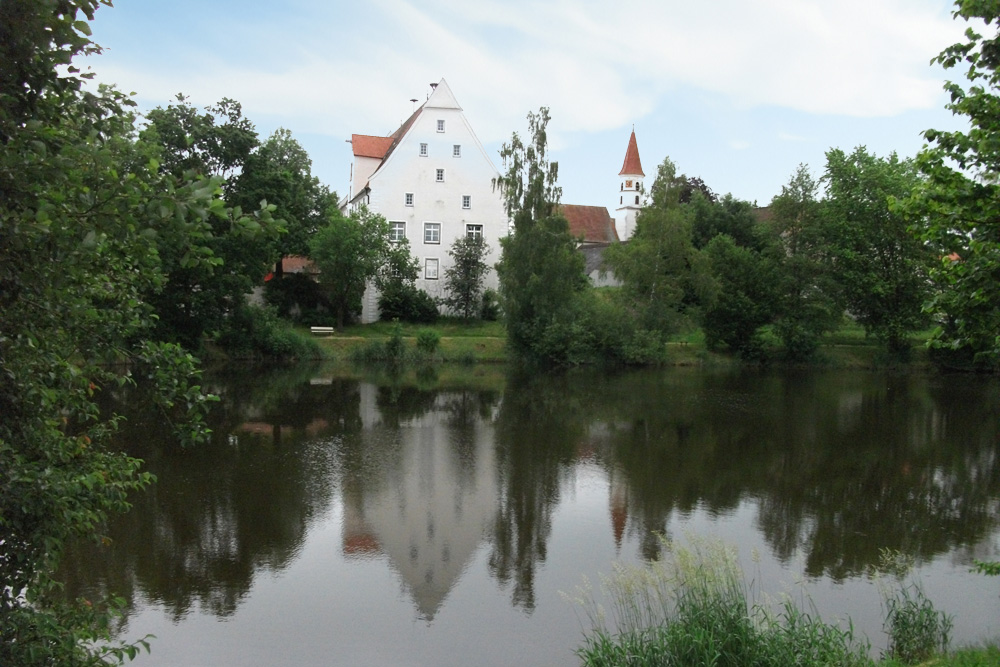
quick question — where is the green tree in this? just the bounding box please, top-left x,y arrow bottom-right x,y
703,234 -> 778,357
605,156 -> 717,336
231,127 -> 338,276
494,108 -> 591,363
766,165 -> 842,360
0,1 -> 242,662
141,94 -> 258,191
442,235 -> 491,319
823,147 -> 931,356
903,1 -> 1000,366
309,208 -> 392,328
141,96 -> 283,348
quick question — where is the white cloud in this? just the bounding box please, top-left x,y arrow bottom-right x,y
86,0 -> 966,154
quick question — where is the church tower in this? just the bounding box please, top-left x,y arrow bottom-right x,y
615,128 -> 645,240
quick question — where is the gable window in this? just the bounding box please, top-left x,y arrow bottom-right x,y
462,195 -> 471,209
425,258 -> 439,279
436,168 -> 445,182
466,224 -> 483,239
424,222 -> 441,244
419,143 -> 428,157
437,119 -> 445,132
405,192 -> 414,207
453,144 -> 461,157
390,221 -> 406,242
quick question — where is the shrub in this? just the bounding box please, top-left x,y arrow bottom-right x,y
480,288 -> 501,321
378,283 -> 438,323
217,305 -> 321,360
263,273 -> 325,321
416,329 -> 441,356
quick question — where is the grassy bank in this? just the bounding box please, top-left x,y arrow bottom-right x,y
305,319 -> 935,369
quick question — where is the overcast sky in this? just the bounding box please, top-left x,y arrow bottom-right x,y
85,0 -> 972,211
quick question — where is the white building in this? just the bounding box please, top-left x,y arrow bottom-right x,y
344,79 -> 508,323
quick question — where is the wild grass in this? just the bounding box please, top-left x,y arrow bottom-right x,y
570,539 -> 977,667
569,537 -> 873,667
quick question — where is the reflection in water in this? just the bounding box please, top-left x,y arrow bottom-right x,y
340,385 -> 500,620
57,365 -> 1000,663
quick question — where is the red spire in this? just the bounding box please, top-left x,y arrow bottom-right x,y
619,129 -> 644,177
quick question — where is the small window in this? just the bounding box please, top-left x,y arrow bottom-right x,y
635,195 -> 640,205
620,183 -> 623,192
453,144 -> 461,157
466,224 -> 483,239
620,196 -> 623,205
405,192 -> 414,207
462,195 -> 471,209
437,119 -> 445,132
425,258 -> 439,279
419,143 -> 428,156
436,168 -> 445,182
390,221 -> 406,242
424,222 -> 441,244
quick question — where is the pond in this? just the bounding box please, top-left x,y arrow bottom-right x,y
59,364 -> 1000,665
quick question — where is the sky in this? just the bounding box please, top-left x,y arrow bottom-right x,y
83,0 -> 975,212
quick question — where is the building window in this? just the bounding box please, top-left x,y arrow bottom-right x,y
420,143 -> 428,156
462,195 -> 471,209
466,224 -> 483,239
390,221 -> 406,242
635,195 -> 639,205
424,222 -> 441,244
405,192 -> 414,207
437,119 -> 445,132
453,144 -> 461,157
436,168 -> 445,182
425,258 -> 439,279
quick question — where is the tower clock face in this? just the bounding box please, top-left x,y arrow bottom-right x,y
625,180 -> 633,188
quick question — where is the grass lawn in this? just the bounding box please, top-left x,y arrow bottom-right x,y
302,318 -> 936,369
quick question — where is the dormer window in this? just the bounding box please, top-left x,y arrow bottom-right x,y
437,119 -> 445,132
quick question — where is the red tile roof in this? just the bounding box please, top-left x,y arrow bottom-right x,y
352,134 -> 395,159
619,130 -> 644,177
559,204 -> 619,243
281,255 -> 318,274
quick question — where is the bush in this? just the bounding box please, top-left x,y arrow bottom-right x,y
217,305 -> 321,360
263,273 -> 325,321
378,283 -> 438,323
416,329 -> 440,356
481,288 -> 501,321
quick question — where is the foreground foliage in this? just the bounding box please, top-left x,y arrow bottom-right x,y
571,539 -> 975,667
573,539 -> 873,667
904,1 -> 1000,368
0,1 -> 222,663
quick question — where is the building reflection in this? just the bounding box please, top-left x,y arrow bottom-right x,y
340,385 -> 500,620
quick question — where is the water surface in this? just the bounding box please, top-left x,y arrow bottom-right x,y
60,365 -> 1000,665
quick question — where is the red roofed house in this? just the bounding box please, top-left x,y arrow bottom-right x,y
343,79 -> 508,323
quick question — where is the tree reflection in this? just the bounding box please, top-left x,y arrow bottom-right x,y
58,365 -> 362,621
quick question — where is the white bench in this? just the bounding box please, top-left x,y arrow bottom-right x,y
310,326 -> 335,336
